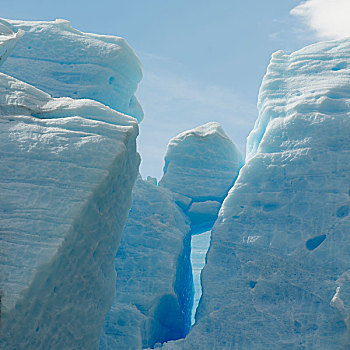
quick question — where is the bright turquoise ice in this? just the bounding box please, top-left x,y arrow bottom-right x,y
190,230 -> 211,325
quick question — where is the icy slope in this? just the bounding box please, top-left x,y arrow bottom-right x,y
0,18 -> 143,122
159,122 -> 243,229
0,72 -> 140,349
99,177 -> 191,349
163,38 -> 350,349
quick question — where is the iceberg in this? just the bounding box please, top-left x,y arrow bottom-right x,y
99,177 -> 192,349
162,38 -> 350,349
0,18 -> 143,122
0,24 -> 140,349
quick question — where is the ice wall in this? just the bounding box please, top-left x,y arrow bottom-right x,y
0,57 -> 140,350
159,122 -> 243,230
99,177 -> 192,349
0,18 -> 143,122
163,38 -> 350,349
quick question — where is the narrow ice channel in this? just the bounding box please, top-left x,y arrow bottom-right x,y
190,230 -> 212,325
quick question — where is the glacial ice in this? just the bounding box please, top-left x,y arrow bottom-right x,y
0,18 -> 143,122
159,122 -> 243,229
0,44 -> 140,350
1,15 -> 349,350
0,20 -> 23,67
99,177 -> 192,349
100,122 -> 242,349
162,38 -> 350,349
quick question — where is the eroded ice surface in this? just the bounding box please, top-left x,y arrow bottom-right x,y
160,122 -> 243,202
159,122 -> 243,229
0,18 -> 143,122
99,177 -> 192,350
0,71 -> 140,349
163,38 -> 350,349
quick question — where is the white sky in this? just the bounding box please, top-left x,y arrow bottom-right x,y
291,0 -> 350,39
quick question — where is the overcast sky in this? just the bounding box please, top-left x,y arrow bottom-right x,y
2,0 -> 350,178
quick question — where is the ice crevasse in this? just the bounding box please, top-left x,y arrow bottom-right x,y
100,122 -> 243,349
162,38 -> 350,349
0,19 -> 141,350
100,177 -> 192,350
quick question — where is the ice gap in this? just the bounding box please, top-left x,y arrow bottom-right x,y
190,230 -> 212,325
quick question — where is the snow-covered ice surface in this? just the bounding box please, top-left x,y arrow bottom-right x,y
0,19 -> 23,67
0,71 -> 140,348
162,38 -> 350,349
159,122 -> 243,230
0,18 -> 143,122
99,177 -> 192,350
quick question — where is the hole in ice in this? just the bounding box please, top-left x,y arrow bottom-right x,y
249,281 -> 257,289
118,318 -> 126,327
336,205 -> 349,218
305,234 -> 326,251
263,202 -> 281,211
294,320 -> 301,333
332,62 -> 347,71
108,76 -> 115,85
190,230 -> 211,325
27,46 -> 31,50
151,294 -> 186,346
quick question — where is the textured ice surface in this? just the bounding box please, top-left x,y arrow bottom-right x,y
0,72 -> 140,349
163,38 -> 350,349
0,19 -> 23,67
99,177 -> 192,350
331,271 -> 350,338
160,122 -> 243,202
0,18 -> 143,121
159,122 -> 243,229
